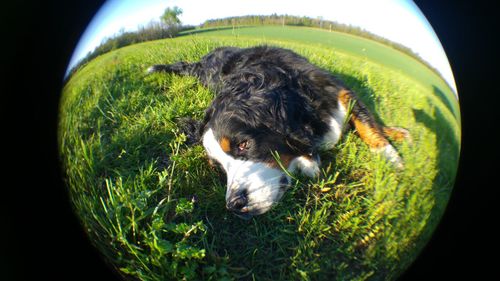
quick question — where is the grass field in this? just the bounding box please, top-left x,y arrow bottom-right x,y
59,26 -> 461,280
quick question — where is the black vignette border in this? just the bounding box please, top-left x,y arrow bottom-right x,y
3,1 -> 122,280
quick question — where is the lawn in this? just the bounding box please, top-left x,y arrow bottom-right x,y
59,26 -> 461,280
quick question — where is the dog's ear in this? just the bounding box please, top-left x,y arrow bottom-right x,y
178,118 -> 204,145
285,128 -> 315,155
202,105 -> 215,127
275,91 -> 317,155
177,106 -> 215,145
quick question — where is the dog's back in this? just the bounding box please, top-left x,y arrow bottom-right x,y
149,46 -> 409,167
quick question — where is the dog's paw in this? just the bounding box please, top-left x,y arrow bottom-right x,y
383,126 -> 412,144
178,117 -> 203,145
375,144 -> 404,170
289,155 -> 321,178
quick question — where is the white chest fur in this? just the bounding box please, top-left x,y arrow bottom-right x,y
320,101 -> 348,149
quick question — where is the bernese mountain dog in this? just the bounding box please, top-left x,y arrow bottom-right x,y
148,45 -> 410,219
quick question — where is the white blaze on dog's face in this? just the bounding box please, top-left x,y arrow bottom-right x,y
202,128 -> 319,219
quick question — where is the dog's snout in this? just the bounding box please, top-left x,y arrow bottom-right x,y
226,192 -> 248,212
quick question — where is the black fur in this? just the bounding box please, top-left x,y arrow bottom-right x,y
149,46 -> 371,162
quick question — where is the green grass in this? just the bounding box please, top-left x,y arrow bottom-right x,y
59,26 -> 461,281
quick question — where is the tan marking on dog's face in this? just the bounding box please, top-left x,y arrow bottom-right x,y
219,137 -> 231,153
203,130 -> 290,217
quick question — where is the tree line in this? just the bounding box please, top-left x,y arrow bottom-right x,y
66,22 -> 192,77
66,7 -> 188,78
67,11 -> 445,84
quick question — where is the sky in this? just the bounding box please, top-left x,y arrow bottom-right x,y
67,0 -> 457,95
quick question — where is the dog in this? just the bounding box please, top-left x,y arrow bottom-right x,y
148,45 -> 410,219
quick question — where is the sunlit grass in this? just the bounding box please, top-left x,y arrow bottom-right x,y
59,29 -> 460,281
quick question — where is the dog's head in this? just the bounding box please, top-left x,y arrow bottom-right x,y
201,86 -> 324,219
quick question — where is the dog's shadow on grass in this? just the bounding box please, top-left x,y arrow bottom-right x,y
412,94 -> 460,180
430,85 -> 460,122
412,91 -> 460,238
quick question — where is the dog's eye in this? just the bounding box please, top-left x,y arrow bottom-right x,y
237,140 -> 249,152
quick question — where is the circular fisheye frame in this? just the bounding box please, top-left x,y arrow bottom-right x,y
59,1 -> 460,280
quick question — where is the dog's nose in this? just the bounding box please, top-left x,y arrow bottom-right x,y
226,193 -> 248,212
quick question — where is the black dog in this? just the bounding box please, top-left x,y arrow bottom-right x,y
148,46 -> 409,219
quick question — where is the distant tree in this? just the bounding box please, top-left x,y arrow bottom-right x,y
317,16 -> 323,29
160,6 -> 183,27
